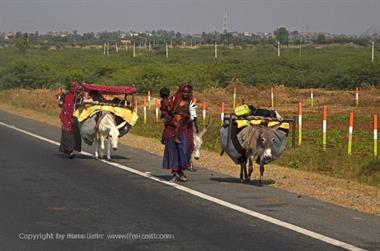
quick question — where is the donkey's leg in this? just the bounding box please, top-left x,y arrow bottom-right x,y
248,156 -> 254,180
94,136 -> 99,159
240,161 -> 246,182
99,136 -> 105,159
107,137 -> 111,160
259,163 -> 265,186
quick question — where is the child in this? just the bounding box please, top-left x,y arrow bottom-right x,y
159,87 -> 182,144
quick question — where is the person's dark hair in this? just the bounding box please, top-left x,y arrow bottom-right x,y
159,87 -> 170,99
185,84 -> 193,91
89,90 -> 104,101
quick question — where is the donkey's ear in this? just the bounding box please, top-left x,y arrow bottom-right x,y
271,124 -> 280,130
116,121 -> 127,130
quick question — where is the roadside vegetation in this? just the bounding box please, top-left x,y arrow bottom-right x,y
0,44 -> 379,91
0,44 -> 379,187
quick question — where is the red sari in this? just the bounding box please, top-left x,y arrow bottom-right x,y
59,90 -> 81,155
162,84 -> 194,171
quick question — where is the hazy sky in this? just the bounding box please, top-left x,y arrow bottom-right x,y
0,0 -> 379,34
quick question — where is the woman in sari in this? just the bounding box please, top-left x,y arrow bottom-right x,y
58,81 -> 82,158
162,83 -> 195,182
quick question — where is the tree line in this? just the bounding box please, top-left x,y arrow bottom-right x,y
1,27 -> 379,49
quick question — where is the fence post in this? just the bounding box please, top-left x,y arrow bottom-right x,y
348,112 -> 354,156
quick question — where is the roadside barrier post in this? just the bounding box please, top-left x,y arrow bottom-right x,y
298,100 -> 303,145
323,105 -> 327,151
348,112 -> 354,156
355,88 -> 359,107
221,102 -> 225,126
155,98 -> 159,123
233,87 -> 236,110
134,99 -> 138,113
148,90 -> 151,110
311,89 -> 314,108
374,114 -> 378,158
271,87 -> 274,108
202,102 -> 206,126
143,98 -> 147,125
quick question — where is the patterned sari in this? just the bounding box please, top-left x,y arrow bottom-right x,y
162,84 -> 194,171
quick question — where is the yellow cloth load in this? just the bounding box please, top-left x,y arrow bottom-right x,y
235,119 -> 289,130
74,105 -> 138,126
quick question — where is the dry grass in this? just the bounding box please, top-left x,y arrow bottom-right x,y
0,89 -> 379,216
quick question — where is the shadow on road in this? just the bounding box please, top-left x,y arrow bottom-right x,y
209,177 -> 275,186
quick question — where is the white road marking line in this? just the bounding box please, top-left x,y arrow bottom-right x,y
0,121 -> 366,251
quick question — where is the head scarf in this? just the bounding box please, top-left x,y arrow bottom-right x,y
169,83 -> 193,112
69,81 -> 82,93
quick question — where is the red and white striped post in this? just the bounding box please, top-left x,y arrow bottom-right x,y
134,99 -> 138,113
221,102 -> 225,126
155,98 -> 159,123
374,114 -> 378,158
271,87 -> 274,108
233,87 -> 236,109
310,88 -> 314,107
147,90 -> 152,110
202,102 -> 207,126
298,100 -> 303,145
143,98 -> 147,125
355,87 -> 359,107
348,112 -> 354,156
322,105 -> 327,151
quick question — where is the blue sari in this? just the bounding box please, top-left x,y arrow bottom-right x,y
162,133 -> 191,171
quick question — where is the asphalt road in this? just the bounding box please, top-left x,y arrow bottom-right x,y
0,110 -> 379,251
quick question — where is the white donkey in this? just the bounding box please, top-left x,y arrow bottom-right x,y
189,100 -> 207,160
94,112 -> 126,160
193,126 -> 207,160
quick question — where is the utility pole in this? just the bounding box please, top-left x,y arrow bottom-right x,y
133,41 -> 136,57
372,41 -> 375,63
214,42 -> 218,59
299,37 -> 302,57
166,42 -> 168,58
277,41 -> 280,57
